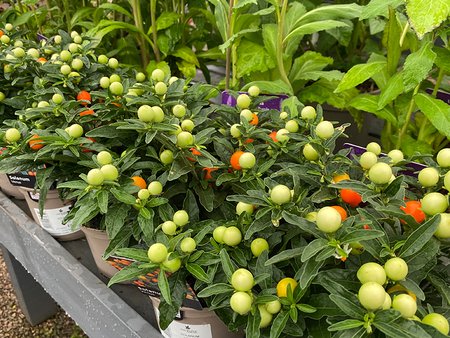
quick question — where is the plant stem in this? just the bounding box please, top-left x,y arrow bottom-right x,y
150,0 -> 161,63
396,85 -> 420,149
276,0 -> 293,94
131,0 -> 151,67
225,0 -> 234,90
432,68 -> 445,97
399,22 -> 409,48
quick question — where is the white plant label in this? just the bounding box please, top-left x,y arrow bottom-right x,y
33,206 -> 76,236
155,308 -> 213,338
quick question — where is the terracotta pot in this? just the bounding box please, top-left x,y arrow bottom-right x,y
19,187 -> 84,241
150,296 -> 244,338
81,226 -> 118,278
0,174 -> 25,199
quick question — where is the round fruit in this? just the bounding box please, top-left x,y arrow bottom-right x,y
68,124 -> 83,138
151,69 -> 165,82
301,106 -> 316,120
52,93 -> 64,104
27,48 -> 39,59
108,57 -> 119,69
366,142 -> 382,155
148,181 -> 163,195
340,189 -> 362,208
1,35 -> 10,44
176,131 -> 194,148
276,129 -> 289,143
137,105 -> 155,122
230,124 -> 242,138
73,35 -> 82,44
54,35 -> 62,44
236,94 -> 251,109
230,291 -> 252,315
231,268 -> 254,292
358,282 -> 386,311
98,54 -> 108,64
132,176 -> 147,190
316,206 -> 342,233
444,172 -> 450,191
71,58 -> 83,70
173,210 -> 189,227
87,168 -> 104,186
138,189 -> 150,200
276,277 -> 298,298
236,202 -> 253,215
37,101 -> 49,108
155,82 -> 168,95
303,143 -> 319,161
360,152 -> 378,170
222,226 -> 242,246
387,149 -> 404,164
357,262 -> 387,285
147,243 -> 168,263
109,82 -> 124,96
68,43 -> 80,53
285,120 -> 299,133
331,205 -> 347,221
13,47 -> 25,58
384,257 -> 408,281
77,91 -> 91,105
109,74 -> 121,83
315,121 -> 334,139
418,167 -> 439,187
5,128 -> 21,143
160,149 -> 174,165
161,221 -> 177,235
68,71 -> 81,82
180,237 -> 196,253
60,50 -> 72,61
213,226 -> 227,244
97,151 -> 113,165
5,23 -> 13,31
368,162 -> 393,185
400,201 -> 425,223
60,64 -> 71,75
422,313 -> 449,335
240,109 -> 253,122
100,164 -> 119,181
258,305 -> 272,328
169,76 -> 178,84
239,152 -> 256,169
248,85 -> 260,97
29,135 -> 44,150
279,111 -> 288,120
14,40 -> 23,47
172,104 -> 186,118
265,300 -> 281,314
162,255 -> 181,273
230,150 -> 244,170
250,238 -> 269,257
135,72 -> 146,82
421,192 -> 448,215
392,294 -> 417,318
181,119 -> 194,132
270,185 -> 291,205
435,213 -> 450,238
437,148 -> 450,167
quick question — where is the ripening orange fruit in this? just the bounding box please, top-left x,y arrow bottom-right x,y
331,205 -> 348,221
131,176 -> 147,190
77,90 -> 91,106
230,150 -> 244,170
340,189 -> 362,207
28,134 -> 44,150
250,113 -> 259,126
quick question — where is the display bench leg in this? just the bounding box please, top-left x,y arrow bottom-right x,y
1,245 -> 58,325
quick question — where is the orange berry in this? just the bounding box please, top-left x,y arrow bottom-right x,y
77,90 -> 91,106
333,173 -> 350,183
331,205 -> 348,221
203,167 -> 218,180
268,131 -> 278,142
131,176 -> 147,190
250,113 -> 258,126
28,134 -> 44,150
340,189 -> 362,207
36,57 -> 47,64
230,150 -> 244,170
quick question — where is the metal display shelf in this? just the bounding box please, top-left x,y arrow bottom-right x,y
0,190 -> 164,338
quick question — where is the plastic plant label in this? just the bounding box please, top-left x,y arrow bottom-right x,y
155,308 -> 213,338
32,206 -> 76,236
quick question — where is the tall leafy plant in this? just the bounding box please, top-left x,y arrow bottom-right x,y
335,0 -> 450,154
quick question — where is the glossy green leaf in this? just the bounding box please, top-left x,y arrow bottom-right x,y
329,294 -> 365,319
403,42 -> 436,92
284,20 -> 349,44
335,61 -> 386,93
270,311 -> 290,338
301,238 -> 329,262
399,214 -> 440,257
348,94 -> 397,125
361,0 -> 404,19
415,93 -> 450,138
328,319 -> 364,331
378,72 -> 404,109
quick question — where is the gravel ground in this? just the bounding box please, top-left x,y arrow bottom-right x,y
0,250 -> 88,338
